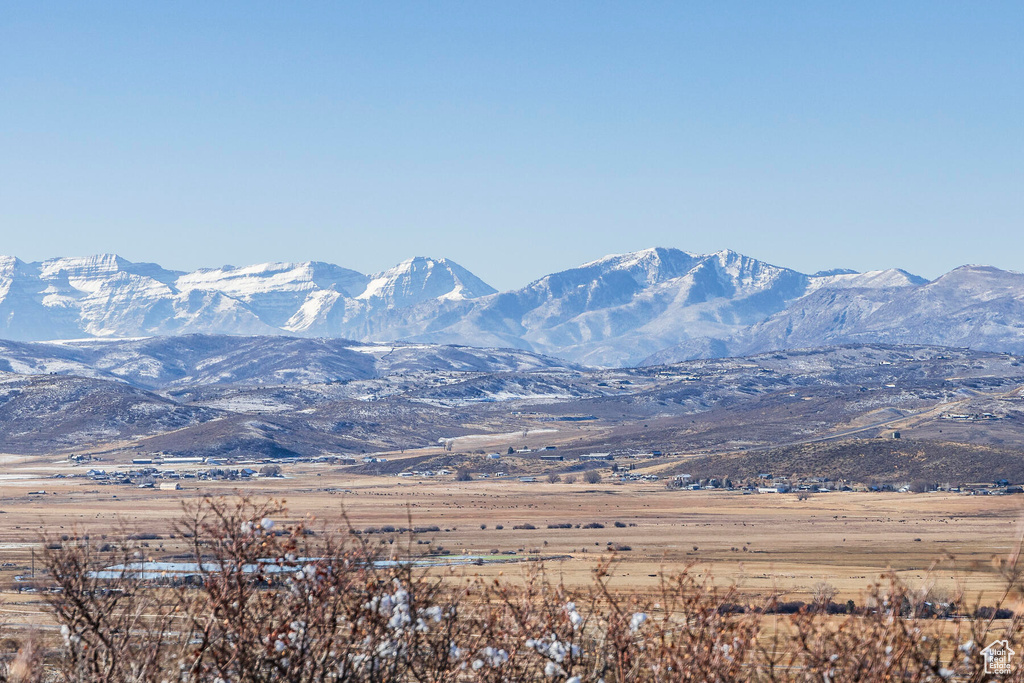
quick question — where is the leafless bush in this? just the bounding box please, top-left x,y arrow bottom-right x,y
810,580 -> 837,611
583,470 -> 601,484
0,630 -> 44,683
44,498 -> 472,682
30,496 -> 1024,682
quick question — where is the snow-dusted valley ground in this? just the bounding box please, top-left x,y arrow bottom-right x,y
3,335 -> 1024,484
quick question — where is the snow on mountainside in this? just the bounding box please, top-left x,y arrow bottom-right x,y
806,268 -> 928,291
0,335 -> 578,389
735,265 -> 1024,357
176,261 -> 367,327
38,254 -> 182,285
357,257 -> 496,306
398,248 -> 811,365
280,257 -> 496,338
6,250 -> 1024,367
0,254 -> 494,343
0,373 -> 217,453
0,254 -> 280,340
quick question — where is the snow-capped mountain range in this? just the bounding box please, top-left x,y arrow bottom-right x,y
1,249 -> 1021,366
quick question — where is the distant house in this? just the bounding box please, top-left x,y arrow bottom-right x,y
758,483 -> 791,493
159,482 -> 181,491
519,476 -> 538,483
579,453 -> 612,461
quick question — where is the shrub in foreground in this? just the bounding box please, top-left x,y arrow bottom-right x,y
13,497 -> 1023,682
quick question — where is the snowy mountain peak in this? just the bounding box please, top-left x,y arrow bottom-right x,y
813,268 -> 859,277
177,261 -> 367,297
705,249 -> 797,284
582,246 -> 674,269
941,264 -> 1023,278
572,247 -> 702,287
356,257 -> 496,307
808,268 -> 927,291
0,256 -> 27,278
36,254 -> 131,282
922,264 -> 1024,300
3,250 -> 1024,368
175,261 -> 368,328
36,254 -> 182,286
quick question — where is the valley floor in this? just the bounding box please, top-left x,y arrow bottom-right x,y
1,463 -> 1021,628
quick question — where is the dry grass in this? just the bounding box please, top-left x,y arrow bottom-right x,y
0,496 -> 1018,680
1,472 -> 1023,602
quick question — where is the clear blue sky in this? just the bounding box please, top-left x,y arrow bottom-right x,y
1,2 -> 1021,290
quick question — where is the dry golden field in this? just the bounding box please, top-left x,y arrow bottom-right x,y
2,451 -> 1023,632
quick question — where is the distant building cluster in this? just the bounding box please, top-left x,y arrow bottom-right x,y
61,452 -> 362,489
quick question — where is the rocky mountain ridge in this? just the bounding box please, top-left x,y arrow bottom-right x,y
1,250 -> 1022,366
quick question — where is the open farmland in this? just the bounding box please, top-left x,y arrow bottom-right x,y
2,463 -> 1023,621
